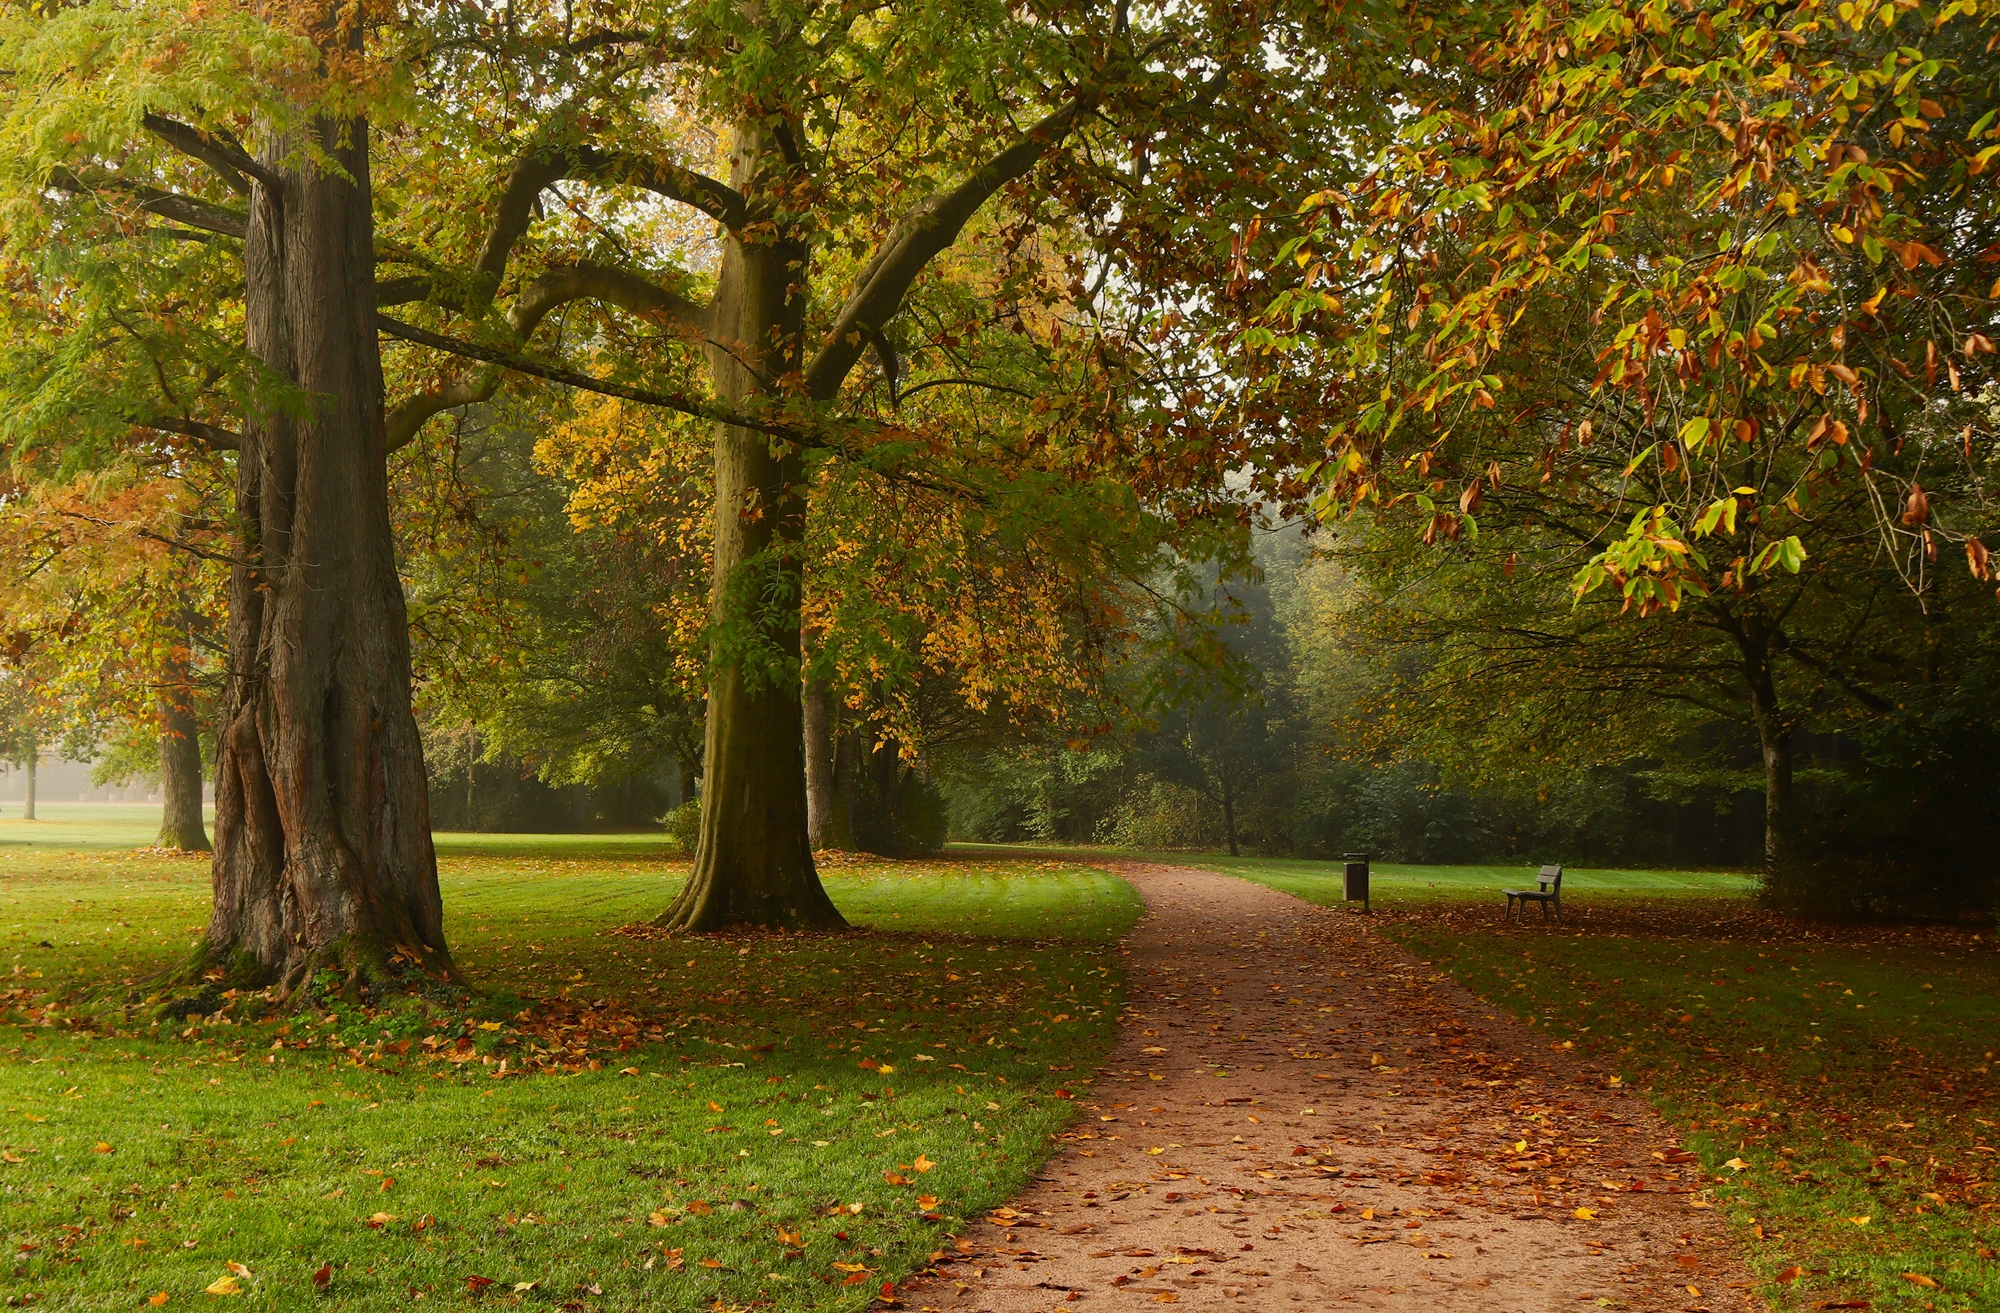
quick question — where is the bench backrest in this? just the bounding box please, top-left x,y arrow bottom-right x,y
1538,864 -> 1563,891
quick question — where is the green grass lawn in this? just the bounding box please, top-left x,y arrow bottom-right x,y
962,841 -> 2000,1308
1,820 -> 1140,1312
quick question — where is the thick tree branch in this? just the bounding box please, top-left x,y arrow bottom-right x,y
385,372 -> 500,453
374,275 -> 436,309
509,262 -> 706,337
139,114 -> 280,195
472,144 -> 748,300
383,262 -> 707,448
805,94 -> 1095,401
375,313 -> 789,436
133,415 -> 242,451
46,168 -> 247,239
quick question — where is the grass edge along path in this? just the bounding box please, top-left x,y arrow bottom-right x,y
1196,852 -> 1999,1313
1,844 -> 1142,1312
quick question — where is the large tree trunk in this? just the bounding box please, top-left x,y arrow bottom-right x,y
156,646 -> 209,852
21,742 -> 35,821
196,98 -> 458,994
656,118 -> 844,932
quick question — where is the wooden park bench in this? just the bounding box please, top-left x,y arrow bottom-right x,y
1504,865 -> 1563,922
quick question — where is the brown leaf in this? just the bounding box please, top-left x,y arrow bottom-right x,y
1902,482 -> 1930,527
1776,1265 -> 1803,1284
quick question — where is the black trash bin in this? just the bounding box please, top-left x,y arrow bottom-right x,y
1343,851 -> 1370,912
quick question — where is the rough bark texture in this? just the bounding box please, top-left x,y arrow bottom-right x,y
197,103 -> 458,994
656,119 -> 844,932
156,659 -> 210,852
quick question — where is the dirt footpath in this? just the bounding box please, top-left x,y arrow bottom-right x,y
901,863 -> 1761,1313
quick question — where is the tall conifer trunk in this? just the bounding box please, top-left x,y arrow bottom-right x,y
196,97 -> 458,992
656,118 -> 844,932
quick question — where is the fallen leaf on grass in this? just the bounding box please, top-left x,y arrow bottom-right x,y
94,1141 -> 113,1153
1900,1273 -> 1939,1289
1724,1158 -> 1749,1172
224,1262 -> 250,1280
916,1194 -> 939,1210
311,1264 -> 331,1291
147,1295 -> 169,1307
1776,1266 -> 1803,1284
913,1154 -> 935,1173
465,1276 -> 494,1294
203,1276 -> 241,1296
365,1213 -> 396,1229
1846,1216 -> 1871,1226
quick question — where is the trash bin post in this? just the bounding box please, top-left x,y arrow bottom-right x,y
1342,851 -> 1370,913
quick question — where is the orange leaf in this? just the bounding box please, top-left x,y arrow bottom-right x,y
1775,1265 -> 1802,1284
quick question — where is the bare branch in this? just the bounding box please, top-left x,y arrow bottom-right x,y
805,94 -> 1095,400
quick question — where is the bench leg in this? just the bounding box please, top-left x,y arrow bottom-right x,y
1539,899 -> 1550,923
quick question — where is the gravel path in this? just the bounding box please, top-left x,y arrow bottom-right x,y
900,863 -> 1762,1313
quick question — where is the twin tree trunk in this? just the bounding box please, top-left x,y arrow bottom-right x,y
194,106 -> 458,993
656,119 -> 844,931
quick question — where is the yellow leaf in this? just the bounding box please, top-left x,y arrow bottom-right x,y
93,1142 -> 113,1154
878,1064 -> 895,1074
1360,1208 -> 1375,1220
202,1276 -> 241,1296
1574,1208 -> 1597,1220
913,1154 -> 935,1173
1514,1140 -> 1528,1153
1146,1147 -> 1165,1155
225,1262 -> 251,1279
1724,1158 -> 1749,1171
148,1295 -> 169,1307
1902,1273 -> 1940,1289
1848,1215 -> 1871,1226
